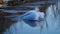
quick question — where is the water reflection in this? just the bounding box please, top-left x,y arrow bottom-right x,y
1,1 -> 60,34
0,8 -> 46,34
23,20 -> 37,27
0,11 -> 17,34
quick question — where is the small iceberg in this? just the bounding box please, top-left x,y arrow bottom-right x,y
22,7 -> 45,27
22,7 -> 45,21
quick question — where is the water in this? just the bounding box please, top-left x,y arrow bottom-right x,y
1,9 -> 40,34
1,1 -> 60,34
1,7 -> 46,34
